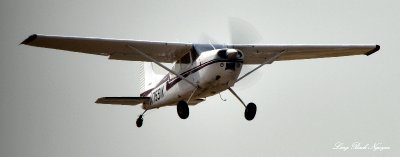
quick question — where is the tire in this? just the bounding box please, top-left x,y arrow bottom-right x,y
245,102 -> 257,121
177,101 -> 189,119
136,115 -> 143,127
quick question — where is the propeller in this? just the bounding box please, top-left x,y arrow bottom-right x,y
197,18 -> 265,90
198,33 -> 220,49
228,18 -> 264,90
228,17 -> 263,45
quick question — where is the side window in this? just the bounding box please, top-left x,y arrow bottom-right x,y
191,49 -> 199,61
172,51 -> 193,73
180,52 -> 191,64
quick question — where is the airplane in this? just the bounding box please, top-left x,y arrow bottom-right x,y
21,34 -> 380,127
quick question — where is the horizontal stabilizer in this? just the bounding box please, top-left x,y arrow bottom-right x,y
95,97 -> 150,105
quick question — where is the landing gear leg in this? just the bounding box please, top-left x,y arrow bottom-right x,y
136,110 -> 147,128
228,87 -> 257,121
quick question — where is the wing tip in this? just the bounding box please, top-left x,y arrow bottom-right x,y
365,45 -> 380,56
20,34 -> 38,45
95,97 -> 105,104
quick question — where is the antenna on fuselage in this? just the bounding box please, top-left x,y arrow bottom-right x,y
219,92 -> 227,101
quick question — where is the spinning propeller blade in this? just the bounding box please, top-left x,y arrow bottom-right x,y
228,18 -> 265,89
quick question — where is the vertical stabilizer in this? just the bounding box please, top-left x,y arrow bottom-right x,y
139,62 -> 163,92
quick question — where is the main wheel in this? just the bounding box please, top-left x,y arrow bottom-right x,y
177,101 -> 189,119
244,102 -> 257,121
136,115 -> 143,128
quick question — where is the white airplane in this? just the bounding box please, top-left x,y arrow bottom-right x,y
21,34 -> 380,127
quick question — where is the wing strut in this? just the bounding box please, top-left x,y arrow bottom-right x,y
236,50 -> 286,82
127,45 -> 198,88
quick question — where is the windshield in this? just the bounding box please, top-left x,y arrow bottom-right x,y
193,44 -> 225,53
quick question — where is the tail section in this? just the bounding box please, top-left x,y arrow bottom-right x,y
139,62 -> 163,93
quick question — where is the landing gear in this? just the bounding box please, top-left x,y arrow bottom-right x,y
136,110 -> 147,128
228,87 -> 257,121
176,87 -> 197,119
136,115 -> 143,127
244,102 -> 257,121
177,101 -> 189,119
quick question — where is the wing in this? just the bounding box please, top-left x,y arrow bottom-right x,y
95,97 -> 150,106
21,34 -> 193,63
228,44 -> 380,64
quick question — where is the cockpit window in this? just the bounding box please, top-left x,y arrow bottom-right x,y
193,44 -> 225,53
191,49 -> 199,61
180,52 -> 191,64
172,50 -> 197,73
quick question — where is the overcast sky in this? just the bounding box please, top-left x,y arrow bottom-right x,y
1,0 -> 399,157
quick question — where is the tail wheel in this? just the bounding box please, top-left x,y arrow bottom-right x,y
136,115 -> 143,127
177,101 -> 189,119
244,102 -> 257,121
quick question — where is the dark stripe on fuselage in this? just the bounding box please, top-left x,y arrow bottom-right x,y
140,59 -> 243,97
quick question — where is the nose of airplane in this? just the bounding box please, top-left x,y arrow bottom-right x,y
227,49 -> 238,60
217,49 -> 243,60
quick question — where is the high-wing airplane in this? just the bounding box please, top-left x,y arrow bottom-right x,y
21,34 -> 380,127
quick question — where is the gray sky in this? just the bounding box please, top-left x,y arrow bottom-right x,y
1,0 -> 399,157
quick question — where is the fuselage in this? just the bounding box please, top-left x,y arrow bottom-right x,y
141,48 -> 244,109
